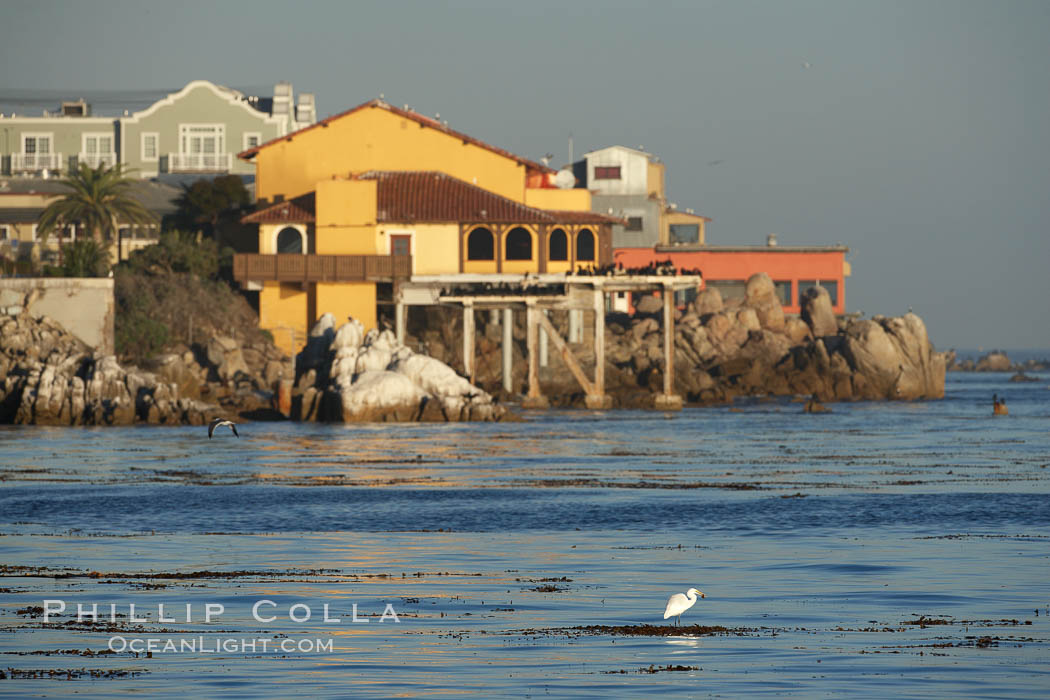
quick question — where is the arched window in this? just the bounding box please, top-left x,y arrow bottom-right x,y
276,226 -> 304,254
505,227 -> 532,261
467,227 -> 495,260
576,228 -> 595,261
549,228 -> 568,261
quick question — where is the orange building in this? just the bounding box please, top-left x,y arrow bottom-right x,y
614,243 -> 850,315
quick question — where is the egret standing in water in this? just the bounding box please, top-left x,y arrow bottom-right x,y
663,587 -> 705,626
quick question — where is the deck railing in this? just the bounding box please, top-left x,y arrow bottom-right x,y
167,152 -> 232,172
77,152 -> 118,169
233,253 -> 412,283
12,153 -> 63,171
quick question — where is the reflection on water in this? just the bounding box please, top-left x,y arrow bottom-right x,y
1,373 -> 1049,697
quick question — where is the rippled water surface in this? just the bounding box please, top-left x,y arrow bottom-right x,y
2,372 -> 1049,698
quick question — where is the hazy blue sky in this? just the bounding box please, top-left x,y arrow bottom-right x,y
3,0 -> 1048,349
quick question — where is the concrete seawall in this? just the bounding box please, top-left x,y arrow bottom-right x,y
0,278 -> 114,354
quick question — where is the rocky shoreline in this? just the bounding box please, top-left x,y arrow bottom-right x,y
1,272 -> 951,426
403,273 -> 946,408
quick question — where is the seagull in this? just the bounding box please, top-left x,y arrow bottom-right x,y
208,418 -> 239,438
663,587 -> 705,626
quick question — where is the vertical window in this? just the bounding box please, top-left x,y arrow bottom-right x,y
549,228 -> 568,261
391,234 -> 411,256
467,227 -> 495,260
504,227 -> 532,261
0,225 -> 9,241
142,133 -> 159,161
576,228 -> 595,261
243,132 -> 261,151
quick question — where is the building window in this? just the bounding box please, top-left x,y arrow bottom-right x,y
576,228 -> 595,261
669,224 -> 699,244
276,226 -> 304,254
467,227 -> 494,260
594,166 -> 621,180
0,225 -> 9,241
390,234 -> 411,256
142,133 -> 159,161
626,217 -> 643,231
549,228 -> 568,261
707,280 -> 747,300
23,133 -> 51,155
504,227 -> 532,261
800,280 -> 838,306
243,132 -> 261,151
773,281 -> 792,305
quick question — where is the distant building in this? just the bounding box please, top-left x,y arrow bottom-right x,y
0,80 -> 316,179
572,145 -> 709,249
0,177 -> 180,267
573,144 -> 849,314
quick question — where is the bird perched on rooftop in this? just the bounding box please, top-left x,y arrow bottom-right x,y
663,587 -> 705,626
208,418 -> 239,438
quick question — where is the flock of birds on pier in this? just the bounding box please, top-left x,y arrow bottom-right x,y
572,261 -> 704,277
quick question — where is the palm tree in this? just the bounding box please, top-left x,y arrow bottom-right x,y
36,163 -> 157,244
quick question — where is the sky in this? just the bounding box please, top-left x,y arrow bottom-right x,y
2,0 -> 1048,349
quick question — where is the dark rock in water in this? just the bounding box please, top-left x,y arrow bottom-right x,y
1009,372 -> 1039,383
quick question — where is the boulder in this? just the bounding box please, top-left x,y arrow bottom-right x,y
693,287 -> 724,315
744,272 -> 786,331
635,294 -> 663,314
305,316 -> 509,422
784,317 -> 812,346
801,286 -> 837,337
975,351 -> 1011,372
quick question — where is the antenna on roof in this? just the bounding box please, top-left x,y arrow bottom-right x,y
568,132 -> 573,164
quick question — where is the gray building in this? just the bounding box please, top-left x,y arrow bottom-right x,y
0,80 -> 316,179
572,145 -> 708,250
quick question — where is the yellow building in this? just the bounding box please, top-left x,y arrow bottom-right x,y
234,99 -> 619,354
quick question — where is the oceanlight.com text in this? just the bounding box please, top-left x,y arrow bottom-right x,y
108,636 -> 335,654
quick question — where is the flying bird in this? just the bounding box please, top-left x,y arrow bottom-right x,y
663,587 -> 705,626
208,418 -> 239,438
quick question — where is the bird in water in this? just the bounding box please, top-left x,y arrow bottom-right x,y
663,587 -> 705,626
208,418 -> 239,438
993,394 -> 1008,416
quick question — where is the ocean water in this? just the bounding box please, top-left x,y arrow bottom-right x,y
1,371 -> 1048,698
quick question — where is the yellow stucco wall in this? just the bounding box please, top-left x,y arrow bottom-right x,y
523,188 -> 592,211
647,161 -> 666,199
315,282 -> 377,333
378,223 -> 458,274
259,281 -> 309,356
254,105 -> 527,204
315,180 -> 378,254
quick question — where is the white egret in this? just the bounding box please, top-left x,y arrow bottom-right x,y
663,587 -> 705,626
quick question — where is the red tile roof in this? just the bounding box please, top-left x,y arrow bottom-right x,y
237,99 -> 554,174
239,171 -> 623,227
358,171 -> 623,226
241,192 -> 315,224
